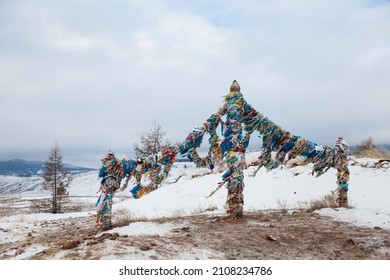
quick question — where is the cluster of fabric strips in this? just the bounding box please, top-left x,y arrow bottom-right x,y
177,90 -> 350,190
96,80 -> 350,226
132,87 -> 348,211
95,154 -> 125,229
124,146 -> 178,199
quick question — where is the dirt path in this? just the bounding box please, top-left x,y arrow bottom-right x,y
1,209 -> 389,260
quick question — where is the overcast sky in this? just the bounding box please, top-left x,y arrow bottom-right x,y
1,0 -> 389,167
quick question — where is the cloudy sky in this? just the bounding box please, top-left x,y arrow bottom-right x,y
0,0 -> 389,167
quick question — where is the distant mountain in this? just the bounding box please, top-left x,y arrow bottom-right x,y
0,159 -> 94,177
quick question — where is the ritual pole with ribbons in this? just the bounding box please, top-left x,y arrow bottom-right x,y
95,80 -> 350,228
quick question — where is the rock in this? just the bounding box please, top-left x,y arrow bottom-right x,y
345,239 -> 355,246
95,235 -> 106,243
181,226 -> 190,231
95,233 -> 119,243
61,240 -> 79,249
266,235 -> 277,241
27,232 -> 32,237
334,250 -> 342,258
109,234 -> 118,240
140,244 -> 151,251
15,249 -> 24,256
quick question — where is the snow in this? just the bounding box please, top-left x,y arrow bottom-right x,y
11,244 -> 48,260
2,155 -> 390,225
0,154 -> 389,261
1,211 -> 92,223
103,221 -> 182,236
104,157 -> 390,231
316,208 -> 390,229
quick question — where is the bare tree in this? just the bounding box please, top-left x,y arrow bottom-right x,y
133,121 -> 171,158
355,136 -> 374,155
43,143 -> 72,213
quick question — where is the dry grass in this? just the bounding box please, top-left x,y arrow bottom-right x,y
191,205 -> 218,215
355,149 -> 384,159
113,207 -> 149,225
276,199 -> 289,210
0,207 -> 8,218
16,214 -> 32,223
298,193 -> 341,211
354,147 -> 390,159
170,209 -> 187,217
276,192 -> 347,212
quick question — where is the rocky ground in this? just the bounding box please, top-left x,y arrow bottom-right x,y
0,197 -> 389,260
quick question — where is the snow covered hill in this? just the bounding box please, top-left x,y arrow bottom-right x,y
110,156 -> 390,230
0,175 -> 44,195
2,153 -> 388,229
0,153 -> 389,261
0,159 -> 94,177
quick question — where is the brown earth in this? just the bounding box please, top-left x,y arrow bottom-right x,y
0,197 -> 389,260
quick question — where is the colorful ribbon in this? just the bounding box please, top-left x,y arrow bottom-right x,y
96,80 -> 350,227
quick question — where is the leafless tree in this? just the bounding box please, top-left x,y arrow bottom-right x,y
355,136 -> 374,155
43,143 -> 72,213
133,121 -> 171,158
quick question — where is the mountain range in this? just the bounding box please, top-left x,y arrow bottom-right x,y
0,159 -> 94,177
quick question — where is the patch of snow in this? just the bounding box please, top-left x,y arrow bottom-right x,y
12,244 -> 48,260
316,208 -> 390,229
103,221 -> 182,237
